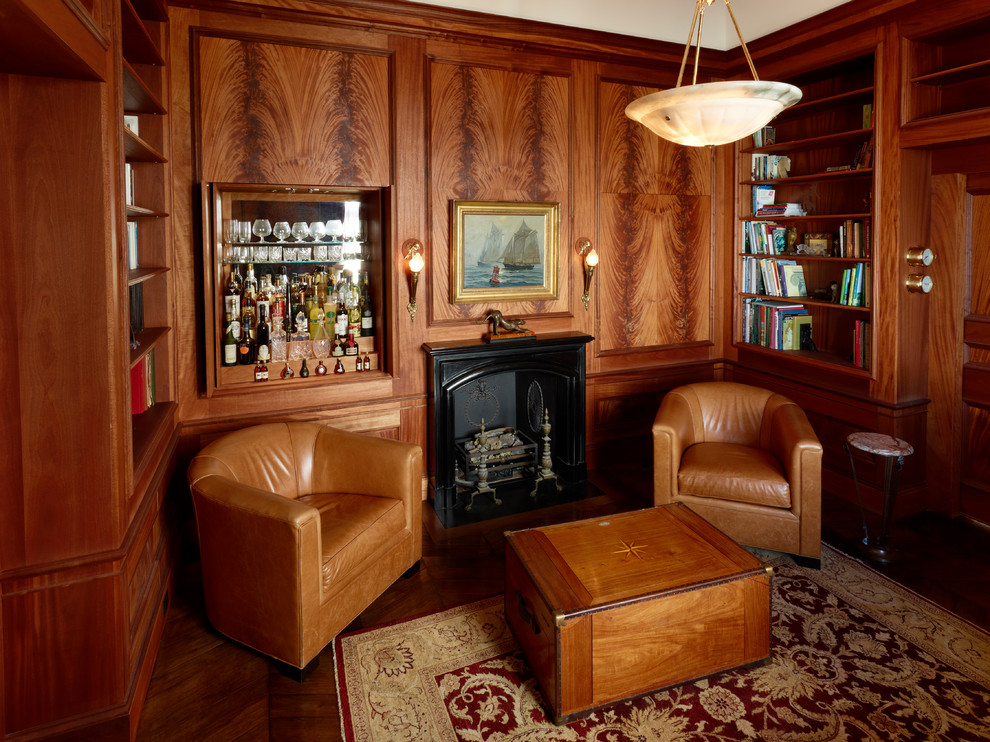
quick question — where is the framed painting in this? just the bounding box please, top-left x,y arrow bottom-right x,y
450,200 -> 559,303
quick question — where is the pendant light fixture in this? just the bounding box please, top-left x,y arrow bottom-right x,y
625,0 -> 802,147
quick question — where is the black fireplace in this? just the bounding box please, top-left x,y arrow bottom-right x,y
424,332 -> 593,526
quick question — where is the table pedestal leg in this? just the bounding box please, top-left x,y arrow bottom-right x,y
860,454 -> 905,562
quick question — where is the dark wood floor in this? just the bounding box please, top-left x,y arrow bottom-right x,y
135,467 -> 990,741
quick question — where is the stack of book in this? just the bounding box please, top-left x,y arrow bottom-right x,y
755,203 -> 806,218
743,298 -> 812,351
838,263 -> 871,307
837,219 -> 870,258
130,349 -> 157,415
741,258 -> 807,298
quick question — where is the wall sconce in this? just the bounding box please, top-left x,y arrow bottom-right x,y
577,238 -> 599,311
403,240 -> 425,321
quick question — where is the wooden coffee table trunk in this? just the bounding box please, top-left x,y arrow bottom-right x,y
504,504 -> 772,724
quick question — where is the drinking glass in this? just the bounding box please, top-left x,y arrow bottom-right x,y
309,221 -> 327,242
291,222 -> 310,242
252,219 -> 272,242
272,221 -> 291,242
238,221 -> 252,259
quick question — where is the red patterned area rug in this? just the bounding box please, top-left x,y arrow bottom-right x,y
334,546 -> 990,741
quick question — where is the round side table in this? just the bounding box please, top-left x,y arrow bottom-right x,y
845,432 -> 914,562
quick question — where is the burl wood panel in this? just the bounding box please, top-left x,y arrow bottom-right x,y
197,35 -> 389,186
598,81 -> 712,353
428,60 -> 570,322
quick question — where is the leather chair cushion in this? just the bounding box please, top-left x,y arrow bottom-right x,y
297,492 -> 407,593
678,442 -> 791,509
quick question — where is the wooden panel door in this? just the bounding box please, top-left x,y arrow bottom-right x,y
961,184 -> 990,522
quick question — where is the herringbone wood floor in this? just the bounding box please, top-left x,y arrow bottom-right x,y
135,467 -> 990,741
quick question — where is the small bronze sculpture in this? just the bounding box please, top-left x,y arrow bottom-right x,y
480,310 -> 533,337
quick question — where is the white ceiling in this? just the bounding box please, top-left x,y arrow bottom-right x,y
406,0 -> 855,50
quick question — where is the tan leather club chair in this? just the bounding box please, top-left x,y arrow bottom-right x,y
187,422 -> 423,678
653,382 -> 822,565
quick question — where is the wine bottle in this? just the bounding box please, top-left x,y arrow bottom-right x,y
222,313 -> 238,366
360,273 -> 375,337
237,315 -> 255,364
255,304 -> 271,364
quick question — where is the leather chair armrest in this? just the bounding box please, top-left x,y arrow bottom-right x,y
311,428 -> 423,557
768,404 -> 823,513
652,393 -> 697,505
190,474 -> 323,664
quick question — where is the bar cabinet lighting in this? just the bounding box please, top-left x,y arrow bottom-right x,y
625,0 -> 802,147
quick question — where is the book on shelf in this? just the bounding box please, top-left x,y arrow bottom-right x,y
780,263 -> 807,297
751,154 -> 791,180
862,103 -> 874,130
124,163 -> 135,206
853,319 -> 871,369
852,135 -> 874,170
127,221 -> 139,270
838,218 -> 870,258
837,263 -> 868,307
752,184 -> 775,214
129,349 -> 157,415
755,203 -> 806,218
742,220 -> 788,255
129,283 -> 145,335
752,126 -> 775,148
123,115 -> 140,135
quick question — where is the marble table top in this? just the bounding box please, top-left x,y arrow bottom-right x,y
847,432 -> 914,457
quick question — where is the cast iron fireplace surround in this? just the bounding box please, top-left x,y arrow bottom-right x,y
424,332 -> 593,527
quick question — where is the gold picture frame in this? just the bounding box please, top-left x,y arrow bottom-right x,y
451,200 -> 559,303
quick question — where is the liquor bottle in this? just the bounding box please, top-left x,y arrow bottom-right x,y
225,265 -> 242,324
333,358 -> 345,374
315,359 -> 328,375
222,313 -> 238,366
344,332 -> 358,356
311,309 -> 331,359
331,332 -> 344,357
334,293 -> 348,338
256,275 -> 272,324
280,361 -> 294,379
237,315 -> 255,364
299,358 -> 310,378
362,353 -> 371,372
347,284 -> 361,337
254,360 -> 268,382
355,353 -> 363,372
255,304 -> 271,365
240,283 -> 256,334
244,263 -> 258,303
360,272 -> 375,337
309,284 -> 325,338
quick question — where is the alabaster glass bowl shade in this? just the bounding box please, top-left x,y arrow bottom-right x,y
625,80 -> 803,147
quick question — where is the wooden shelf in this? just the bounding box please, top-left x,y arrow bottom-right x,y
742,128 -> 872,156
132,400 -> 176,479
124,128 -> 167,163
743,168 -> 872,186
126,204 -> 169,218
121,0 -> 164,66
743,212 -> 872,222
739,253 -> 870,263
912,58 -> 990,87
123,60 -> 166,114
779,86 -> 874,119
900,107 -> 990,149
739,293 -> 869,312
735,342 -> 872,376
128,266 -> 169,286
130,326 -> 170,368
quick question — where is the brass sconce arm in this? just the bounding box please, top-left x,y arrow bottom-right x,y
403,240 -> 425,321
577,238 -> 599,311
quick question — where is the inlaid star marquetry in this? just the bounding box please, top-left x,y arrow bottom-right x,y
613,539 -> 647,560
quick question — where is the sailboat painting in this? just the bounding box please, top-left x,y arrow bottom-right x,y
451,200 -> 559,304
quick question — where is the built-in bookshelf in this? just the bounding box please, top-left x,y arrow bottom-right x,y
735,53 -> 876,373
901,15 -> 990,147
120,0 -> 175,476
